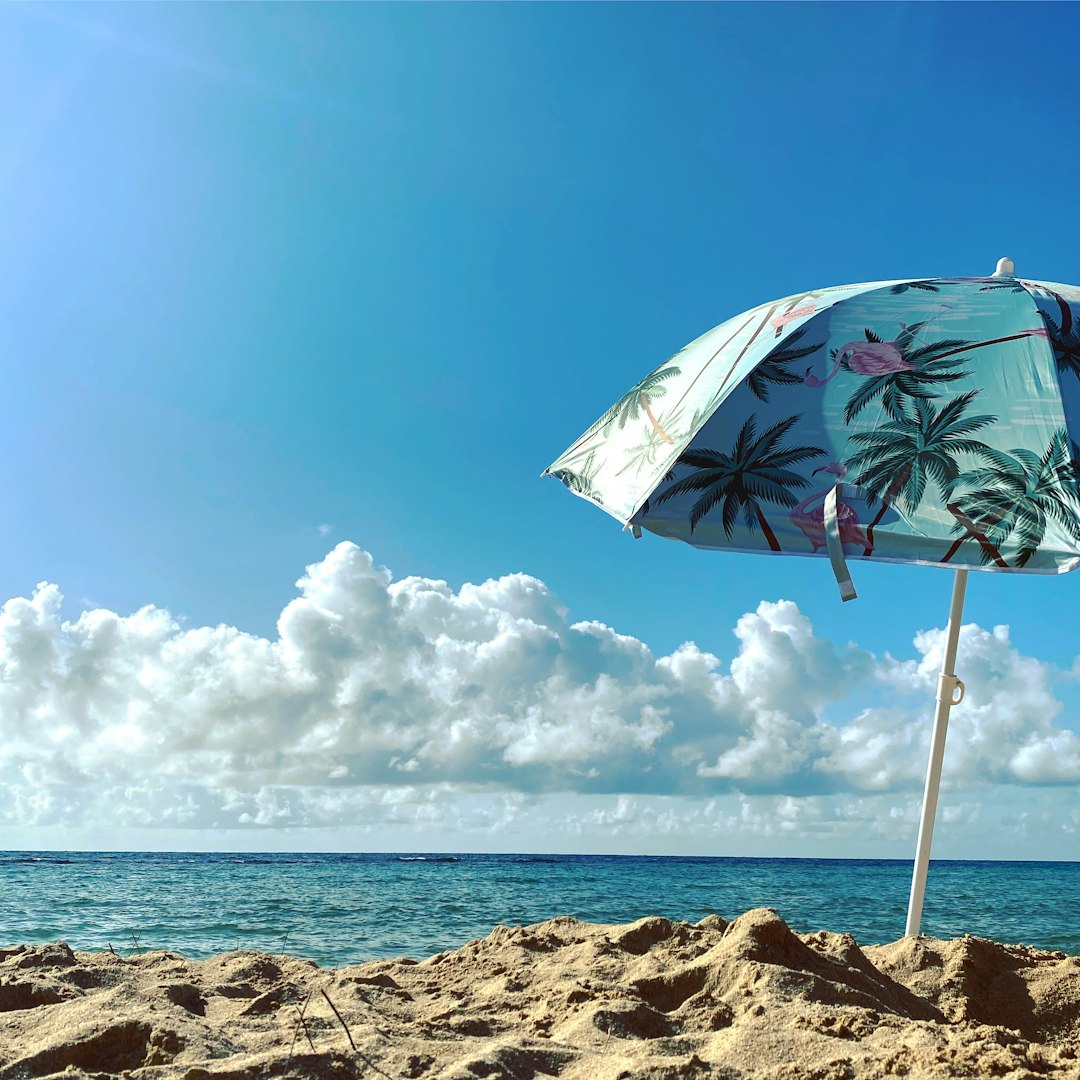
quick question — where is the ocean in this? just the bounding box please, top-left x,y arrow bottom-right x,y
2,852 -> 1077,967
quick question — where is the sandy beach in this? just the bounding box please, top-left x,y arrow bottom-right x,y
2,908 -> 1079,1079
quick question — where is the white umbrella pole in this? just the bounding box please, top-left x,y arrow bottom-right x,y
904,568 -> 968,938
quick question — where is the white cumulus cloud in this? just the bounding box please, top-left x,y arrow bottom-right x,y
0,542 -> 1078,842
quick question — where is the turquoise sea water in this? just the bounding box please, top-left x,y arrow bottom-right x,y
2,852 -> 1078,967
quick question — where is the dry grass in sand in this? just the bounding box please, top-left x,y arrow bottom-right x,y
3,908 -> 1080,1079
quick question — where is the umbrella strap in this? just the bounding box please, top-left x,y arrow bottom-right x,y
824,484 -> 857,602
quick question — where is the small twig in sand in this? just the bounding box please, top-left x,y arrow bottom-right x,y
280,930 -> 292,952
128,931 -> 142,955
321,989 -> 357,1052
288,991 -> 316,1058
107,943 -> 117,957
285,1018 -> 301,1066
285,992 -> 316,1067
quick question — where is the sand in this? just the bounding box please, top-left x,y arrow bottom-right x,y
2,908 -> 1080,1079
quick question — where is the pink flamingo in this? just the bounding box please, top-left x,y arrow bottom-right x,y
805,306 -> 955,386
790,463 -> 868,552
771,304 -> 817,335
804,304 -> 1047,388
803,326 -> 916,387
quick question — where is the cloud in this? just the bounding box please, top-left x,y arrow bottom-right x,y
0,542 -> 1078,837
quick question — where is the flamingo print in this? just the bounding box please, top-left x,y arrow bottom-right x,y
789,463 -> 868,552
770,304 -> 817,336
804,305 -> 1048,389
805,305 -> 960,386
771,289 -> 829,337
804,324 -> 921,386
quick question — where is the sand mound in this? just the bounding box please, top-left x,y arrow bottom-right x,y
2,909 -> 1079,1078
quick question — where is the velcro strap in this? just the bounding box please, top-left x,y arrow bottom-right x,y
824,485 -> 857,602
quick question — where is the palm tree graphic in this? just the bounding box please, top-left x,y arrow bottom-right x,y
1042,312 -> 1080,378
617,401 -> 717,478
889,281 -> 941,295
942,432 -> 1080,566
1019,280 -> 1074,339
832,322 -> 975,424
617,424 -> 675,477
980,279 -> 1077,373
747,327 -> 825,402
653,414 -> 825,549
602,365 -> 680,445
808,317 -> 1045,425
550,452 -> 604,504
845,391 -> 997,555
978,279 -> 1027,294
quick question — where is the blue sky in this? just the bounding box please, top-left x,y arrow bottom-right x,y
3,3 -> 1080,857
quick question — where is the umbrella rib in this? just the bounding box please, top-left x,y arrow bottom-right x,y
656,311 -> 759,435
713,305 -> 780,397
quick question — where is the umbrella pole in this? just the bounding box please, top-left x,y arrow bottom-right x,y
904,568 -> 968,938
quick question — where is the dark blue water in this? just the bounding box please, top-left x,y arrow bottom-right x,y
2,852 -> 1077,966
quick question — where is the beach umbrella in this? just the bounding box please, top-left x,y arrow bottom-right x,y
543,258 -> 1080,937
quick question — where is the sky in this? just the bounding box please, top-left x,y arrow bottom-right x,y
2,2 -> 1080,858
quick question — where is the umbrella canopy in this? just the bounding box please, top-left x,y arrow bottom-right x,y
545,264 -> 1080,589
543,259 -> 1080,937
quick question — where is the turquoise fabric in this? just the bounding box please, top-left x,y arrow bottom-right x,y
545,275 -> 1080,576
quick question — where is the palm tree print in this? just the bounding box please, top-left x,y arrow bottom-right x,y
550,452 -> 604,504
652,414 -> 825,549
810,321 -> 975,424
979,279 -> 1078,374
747,327 -> 825,402
1021,281 -> 1073,337
942,431 -> 1080,566
889,281 -> 941,295
636,464 -> 677,519
845,391 -> 997,554
617,424 -> 675,478
602,365 -> 680,445
842,339 -> 972,424
829,321 -> 1049,424
622,401 -> 716,486
1042,312 -> 1080,377
943,504 -> 1009,568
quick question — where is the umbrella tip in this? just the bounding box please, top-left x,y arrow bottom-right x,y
993,256 -> 1015,278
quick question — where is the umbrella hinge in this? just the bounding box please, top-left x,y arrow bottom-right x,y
937,673 -> 965,706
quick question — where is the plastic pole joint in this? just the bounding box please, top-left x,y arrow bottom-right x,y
937,674 -> 965,706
